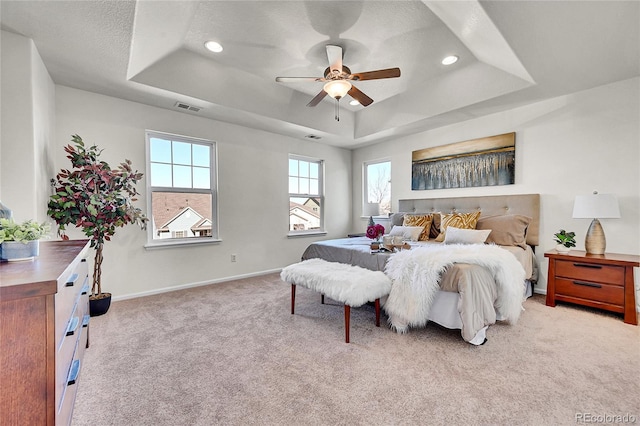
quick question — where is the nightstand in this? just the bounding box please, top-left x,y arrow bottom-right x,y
545,250 -> 639,325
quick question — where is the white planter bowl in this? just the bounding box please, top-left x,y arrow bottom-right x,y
0,240 -> 40,261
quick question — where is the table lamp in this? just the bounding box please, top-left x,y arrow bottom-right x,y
572,191 -> 620,255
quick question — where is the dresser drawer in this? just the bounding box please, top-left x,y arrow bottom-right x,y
555,277 -> 624,306
555,260 -> 624,286
57,343 -> 82,426
56,302 -> 82,411
55,259 -> 89,348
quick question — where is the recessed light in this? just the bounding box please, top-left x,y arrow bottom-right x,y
349,100 -> 360,106
442,55 -> 458,65
204,41 -> 223,53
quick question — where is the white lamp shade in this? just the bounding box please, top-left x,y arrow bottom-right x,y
364,202 -> 380,216
572,193 -> 620,219
323,80 -> 352,99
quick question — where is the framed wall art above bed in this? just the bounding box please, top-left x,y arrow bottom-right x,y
411,132 -> 516,190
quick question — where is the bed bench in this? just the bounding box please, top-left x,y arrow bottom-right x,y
280,258 -> 392,343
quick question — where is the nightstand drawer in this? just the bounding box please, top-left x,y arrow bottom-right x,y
555,260 -> 624,286
555,277 -> 624,306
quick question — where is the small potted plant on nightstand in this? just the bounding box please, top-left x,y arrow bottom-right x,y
553,229 -> 576,253
0,218 -> 50,261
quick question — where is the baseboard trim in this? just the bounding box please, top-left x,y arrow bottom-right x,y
112,268 -> 283,302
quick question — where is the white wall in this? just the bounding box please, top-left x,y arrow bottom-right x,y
352,77 -> 640,296
0,30 -> 56,221
54,86 -> 351,299
32,39 -> 57,223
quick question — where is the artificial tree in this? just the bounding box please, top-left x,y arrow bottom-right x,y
48,135 -> 147,313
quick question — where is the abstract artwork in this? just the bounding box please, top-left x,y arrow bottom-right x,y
411,132 -> 515,190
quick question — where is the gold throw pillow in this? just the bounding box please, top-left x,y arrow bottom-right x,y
435,211 -> 481,242
403,214 -> 433,241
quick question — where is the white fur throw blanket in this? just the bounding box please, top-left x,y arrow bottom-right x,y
384,244 -> 526,333
280,259 -> 392,307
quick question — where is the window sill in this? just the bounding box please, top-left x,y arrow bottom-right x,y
144,238 -> 222,250
287,231 -> 327,238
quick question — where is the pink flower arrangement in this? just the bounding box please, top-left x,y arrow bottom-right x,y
366,223 -> 385,240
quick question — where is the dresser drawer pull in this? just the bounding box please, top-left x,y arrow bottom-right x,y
66,316 -> 79,336
67,359 -> 81,386
81,283 -> 90,295
65,273 -> 79,287
82,315 -> 90,328
573,263 -> 602,269
573,280 -> 602,288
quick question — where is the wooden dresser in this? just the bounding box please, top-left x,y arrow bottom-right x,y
545,250 -> 639,325
0,239 -> 91,426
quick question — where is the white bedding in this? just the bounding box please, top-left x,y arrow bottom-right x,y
384,243 -> 527,339
301,237 -> 537,344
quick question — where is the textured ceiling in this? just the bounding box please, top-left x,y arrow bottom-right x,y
1,0 -> 638,148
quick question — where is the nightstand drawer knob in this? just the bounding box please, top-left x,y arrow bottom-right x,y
573,263 -> 602,269
573,280 -> 602,288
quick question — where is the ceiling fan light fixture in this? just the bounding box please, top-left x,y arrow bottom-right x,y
204,41 -> 223,53
442,55 -> 459,65
323,80 -> 352,99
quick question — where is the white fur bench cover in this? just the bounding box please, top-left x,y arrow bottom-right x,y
280,258 -> 392,307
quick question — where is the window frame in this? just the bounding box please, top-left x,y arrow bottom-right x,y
144,130 -> 219,249
363,158 -> 391,218
288,154 -> 325,237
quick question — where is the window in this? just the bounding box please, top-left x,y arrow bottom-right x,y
364,160 -> 391,216
146,131 -> 218,246
289,155 -> 324,234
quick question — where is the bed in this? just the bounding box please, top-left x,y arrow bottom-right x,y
301,193 -> 540,345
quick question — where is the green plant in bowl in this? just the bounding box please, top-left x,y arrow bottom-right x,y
0,218 -> 50,243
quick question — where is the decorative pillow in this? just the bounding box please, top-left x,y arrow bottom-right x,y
389,213 -> 406,227
429,213 -> 441,239
388,225 -> 423,242
476,214 -> 531,249
444,226 -> 491,245
435,211 -> 481,242
402,214 -> 433,241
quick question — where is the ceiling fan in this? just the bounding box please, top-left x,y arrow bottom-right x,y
275,45 -> 401,120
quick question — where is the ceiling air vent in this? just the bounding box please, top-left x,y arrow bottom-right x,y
174,101 -> 201,112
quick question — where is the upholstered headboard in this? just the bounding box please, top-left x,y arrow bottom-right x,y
398,193 -> 540,247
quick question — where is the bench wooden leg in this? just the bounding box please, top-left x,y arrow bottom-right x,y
291,284 -> 296,314
344,305 -> 350,343
375,298 -> 381,327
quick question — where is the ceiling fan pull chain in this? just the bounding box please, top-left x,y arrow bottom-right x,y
335,98 -> 340,121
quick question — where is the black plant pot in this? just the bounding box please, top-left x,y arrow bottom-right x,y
89,293 -> 112,317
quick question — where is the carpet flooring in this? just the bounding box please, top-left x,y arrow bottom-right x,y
72,273 -> 640,425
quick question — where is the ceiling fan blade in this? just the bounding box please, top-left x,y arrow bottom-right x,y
276,76 -> 325,83
326,45 -> 343,75
348,85 -> 373,107
307,90 -> 328,107
350,67 -> 401,81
